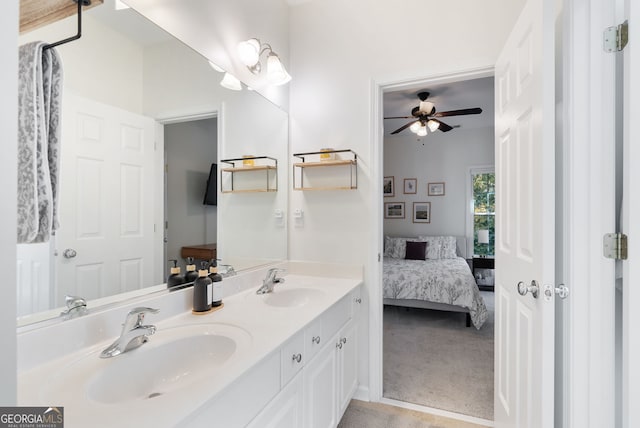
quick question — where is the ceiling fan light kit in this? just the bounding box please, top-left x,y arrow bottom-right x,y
237,38 -> 292,86
385,90 -> 482,136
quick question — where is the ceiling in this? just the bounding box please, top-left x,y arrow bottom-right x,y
383,76 -> 495,136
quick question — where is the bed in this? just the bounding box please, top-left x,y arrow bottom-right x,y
383,236 -> 488,329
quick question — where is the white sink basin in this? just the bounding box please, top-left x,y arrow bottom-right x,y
40,323 -> 252,405
259,288 -> 325,308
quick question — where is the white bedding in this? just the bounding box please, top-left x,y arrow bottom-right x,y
383,256 -> 488,329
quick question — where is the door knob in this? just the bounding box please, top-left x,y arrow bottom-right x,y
544,284 -> 569,301
517,280 -> 539,299
63,248 -> 77,259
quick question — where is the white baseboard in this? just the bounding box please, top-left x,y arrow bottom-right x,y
352,385 -> 370,402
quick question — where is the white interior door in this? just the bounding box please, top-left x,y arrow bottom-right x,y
494,0 -> 556,426
56,93 -> 157,303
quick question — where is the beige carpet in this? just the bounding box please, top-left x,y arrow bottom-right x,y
338,400 -> 490,428
383,291 -> 494,420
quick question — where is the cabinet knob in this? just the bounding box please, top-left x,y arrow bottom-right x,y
336,342 -> 343,350
292,353 -> 302,363
341,337 -> 347,344
312,335 -> 321,345
355,298 -> 362,304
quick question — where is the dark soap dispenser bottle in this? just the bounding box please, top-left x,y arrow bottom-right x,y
193,262 -> 212,313
184,257 -> 199,283
167,259 -> 185,288
209,259 -> 223,307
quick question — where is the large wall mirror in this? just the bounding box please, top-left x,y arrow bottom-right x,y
16,0 -> 288,325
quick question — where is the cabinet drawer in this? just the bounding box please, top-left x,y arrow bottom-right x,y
281,330 -> 305,386
304,317 -> 323,362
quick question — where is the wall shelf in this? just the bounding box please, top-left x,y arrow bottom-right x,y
220,156 -> 278,193
292,149 -> 357,190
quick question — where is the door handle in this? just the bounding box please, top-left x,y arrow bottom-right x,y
517,280 -> 539,299
544,284 -> 569,301
63,248 -> 77,259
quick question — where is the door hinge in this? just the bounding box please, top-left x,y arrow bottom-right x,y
603,233 -> 628,260
604,20 -> 628,53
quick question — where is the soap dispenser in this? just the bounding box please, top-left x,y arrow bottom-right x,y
167,259 -> 185,288
184,257 -> 198,283
208,259 -> 223,307
192,262 -> 212,314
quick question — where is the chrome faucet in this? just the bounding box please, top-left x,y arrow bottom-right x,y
256,268 -> 286,294
219,264 -> 237,278
60,295 -> 87,319
100,307 -> 159,358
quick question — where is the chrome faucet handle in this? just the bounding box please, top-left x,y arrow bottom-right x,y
122,307 -> 159,331
60,295 -> 87,319
266,267 -> 287,282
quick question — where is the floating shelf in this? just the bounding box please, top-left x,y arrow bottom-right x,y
220,156 -> 278,193
292,149 -> 357,191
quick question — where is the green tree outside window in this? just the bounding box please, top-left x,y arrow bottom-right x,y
473,172 -> 495,256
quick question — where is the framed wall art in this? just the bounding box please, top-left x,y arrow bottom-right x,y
384,202 -> 405,219
427,182 -> 445,196
404,178 -> 417,194
412,202 -> 431,223
383,176 -> 395,197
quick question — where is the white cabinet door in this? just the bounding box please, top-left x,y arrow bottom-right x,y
247,371 -> 303,428
336,320 -> 358,420
303,336 -> 338,428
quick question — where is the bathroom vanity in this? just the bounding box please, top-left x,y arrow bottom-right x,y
17,263 -> 363,428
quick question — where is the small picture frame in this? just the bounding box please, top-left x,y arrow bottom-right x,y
412,202 -> 431,223
383,176 -> 395,197
403,178 -> 417,194
384,202 -> 405,219
428,182 -> 445,196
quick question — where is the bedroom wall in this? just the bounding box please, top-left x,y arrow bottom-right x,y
288,0 -> 526,396
383,126 -> 494,239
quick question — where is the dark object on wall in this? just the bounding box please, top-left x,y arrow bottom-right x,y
203,163 -> 217,206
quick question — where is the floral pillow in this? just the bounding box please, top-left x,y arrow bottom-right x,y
418,235 -> 458,259
419,236 -> 442,259
384,236 -> 407,259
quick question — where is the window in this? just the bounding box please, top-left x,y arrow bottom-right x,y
471,170 -> 495,256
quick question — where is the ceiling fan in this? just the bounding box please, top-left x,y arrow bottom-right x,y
385,91 -> 482,135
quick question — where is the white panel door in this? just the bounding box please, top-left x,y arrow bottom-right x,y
494,0 -> 555,426
56,94 -> 157,303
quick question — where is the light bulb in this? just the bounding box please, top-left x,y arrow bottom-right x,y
417,126 -> 427,137
266,53 -> 292,85
427,119 -> 440,132
220,73 -> 242,91
237,39 -> 261,66
409,121 -> 421,133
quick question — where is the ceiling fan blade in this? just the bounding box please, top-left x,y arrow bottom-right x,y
389,121 -> 417,135
433,107 -> 482,117
433,119 -> 453,132
384,116 -> 415,119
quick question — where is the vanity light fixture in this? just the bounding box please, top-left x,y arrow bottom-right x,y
237,38 -> 292,86
208,61 -> 225,73
220,72 -> 242,91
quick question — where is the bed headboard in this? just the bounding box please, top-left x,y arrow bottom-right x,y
455,236 -> 470,259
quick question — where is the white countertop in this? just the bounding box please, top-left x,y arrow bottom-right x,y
17,270 -> 362,428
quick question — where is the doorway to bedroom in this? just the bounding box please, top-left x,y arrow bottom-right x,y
381,73 -> 496,425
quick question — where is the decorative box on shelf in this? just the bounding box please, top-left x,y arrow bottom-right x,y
292,149 -> 358,191
220,156 -> 278,193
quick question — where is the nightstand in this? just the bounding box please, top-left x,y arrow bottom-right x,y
472,256 -> 495,291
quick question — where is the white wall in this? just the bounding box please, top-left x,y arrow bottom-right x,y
19,13 -> 144,114
165,119 -> 218,270
383,127 -> 494,238
0,0 -> 18,405
288,0 -> 525,395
